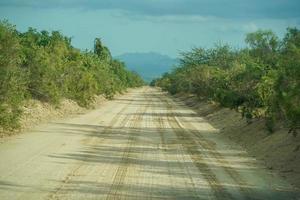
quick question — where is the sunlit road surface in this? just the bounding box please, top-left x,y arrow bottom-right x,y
0,87 -> 299,200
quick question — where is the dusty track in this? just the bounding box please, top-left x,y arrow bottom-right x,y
0,87 -> 298,199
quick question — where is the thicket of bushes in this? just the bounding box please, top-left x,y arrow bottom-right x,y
0,20 -> 144,130
153,28 -> 300,133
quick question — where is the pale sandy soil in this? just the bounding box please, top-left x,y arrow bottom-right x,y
175,93 -> 300,191
0,87 -> 299,199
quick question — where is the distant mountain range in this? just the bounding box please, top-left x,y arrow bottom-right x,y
116,52 -> 178,83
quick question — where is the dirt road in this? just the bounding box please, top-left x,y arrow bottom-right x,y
0,87 -> 298,199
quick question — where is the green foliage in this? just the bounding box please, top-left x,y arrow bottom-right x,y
0,20 -> 27,129
154,29 -> 300,132
94,38 -> 112,62
0,21 -> 144,130
245,30 -> 279,67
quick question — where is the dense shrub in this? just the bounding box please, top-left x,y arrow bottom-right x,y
0,21 -> 27,129
154,28 -> 300,133
0,20 -> 144,130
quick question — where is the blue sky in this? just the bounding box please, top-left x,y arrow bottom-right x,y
0,0 -> 299,57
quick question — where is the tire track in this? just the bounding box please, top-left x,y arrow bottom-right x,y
150,95 -> 200,199
166,93 -> 255,199
158,94 -> 234,200
105,89 -> 150,200
47,95 -> 136,200
2,87 -> 297,200
183,118 -> 254,200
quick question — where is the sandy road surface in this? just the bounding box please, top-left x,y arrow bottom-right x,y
0,87 -> 299,200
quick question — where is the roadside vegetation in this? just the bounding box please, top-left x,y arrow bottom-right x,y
152,28 -> 300,134
0,20 -> 144,130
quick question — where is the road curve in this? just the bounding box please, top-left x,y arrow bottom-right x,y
0,87 -> 298,200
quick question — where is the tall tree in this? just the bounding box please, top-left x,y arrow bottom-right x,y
94,38 -> 112,62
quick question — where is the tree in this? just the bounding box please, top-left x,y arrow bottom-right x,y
94,38 -> 112,62
245,30 -> 279,67
0,20 -> 144,130
154,28 -> 300,132
0,20 -> 27,129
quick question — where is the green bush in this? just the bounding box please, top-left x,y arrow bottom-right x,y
0,21 -> 144,130
155,28 -> 300,132
0,21 -> 27,129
